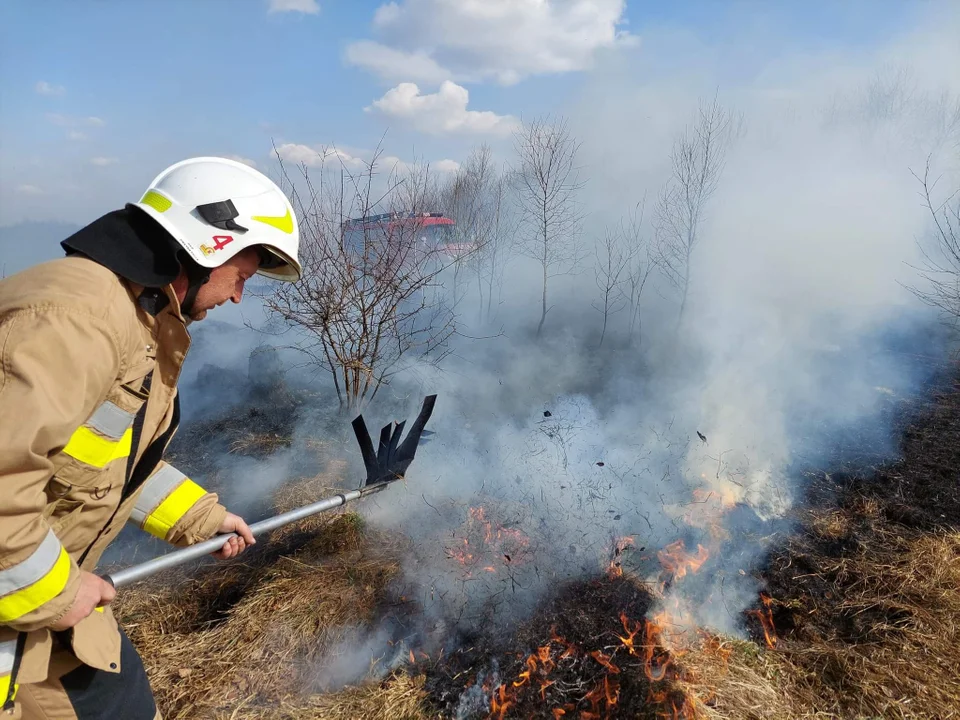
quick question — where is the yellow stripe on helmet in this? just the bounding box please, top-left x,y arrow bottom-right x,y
251,208 -> 293,234
140,190 -> 172,213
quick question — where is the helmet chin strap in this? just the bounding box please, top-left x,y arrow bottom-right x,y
178,254 -> 212,317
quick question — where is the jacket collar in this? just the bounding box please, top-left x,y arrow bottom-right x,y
61,206 -> 183,288
127,282 -> 187,324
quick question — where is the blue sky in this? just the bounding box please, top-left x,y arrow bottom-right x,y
0,0 -> 929,227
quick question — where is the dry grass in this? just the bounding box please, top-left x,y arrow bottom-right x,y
229,432 -> 293,455
206,673 -> 429,720
666,375 -> 960,720
114,467 -> 430,720
268,462 -> 350,542
119,372 -> 960,719
675,528 -> 960,719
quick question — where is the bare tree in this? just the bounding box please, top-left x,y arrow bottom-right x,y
620,198 -> 654,345
259,145 -> 457,411
861,66 -> 917,124
442,145 -> 497,314
909,155 -> 960,329
476,171 -> 515,324
513,116 -> 585,337
592,228 -> 630,348
654,96 -> 738,326
444,146 -> 518,324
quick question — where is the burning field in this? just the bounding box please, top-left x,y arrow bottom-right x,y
107,356 -> 960,720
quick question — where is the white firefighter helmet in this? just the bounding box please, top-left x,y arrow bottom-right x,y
132,156 -> 302,282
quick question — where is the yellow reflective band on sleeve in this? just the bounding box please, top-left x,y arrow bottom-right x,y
0,675 -> 16,707
62,426 -> 132,468
142,479 -> 207,539
0,638 -> 16,705
0,546 -> 72,623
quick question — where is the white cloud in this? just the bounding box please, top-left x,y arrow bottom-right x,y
67,131 -> 87,141
46,114 -> 105,128
275,143 -> 365,169
35,81 -> 65,96
344,41 -> 452,85
90,157 -> 118,166
347,0 -> 634,85
15,184 -> 43,195
367,81 -> 520,135
432,159 -> 461,174
267,0 -> 319,14
274,143 -> 459,175
225,154 -> 258,168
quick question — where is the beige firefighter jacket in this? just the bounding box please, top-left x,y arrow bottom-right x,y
0,255 -> 227,708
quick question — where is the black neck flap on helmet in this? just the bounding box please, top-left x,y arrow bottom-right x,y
60,205 -> 210,317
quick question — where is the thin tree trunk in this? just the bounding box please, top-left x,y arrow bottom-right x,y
477,270 -> 484,325
486,273 -> 495,323
599,297 -> 609,348
537,211 -> 549,337
677,237 -> 692,327
537,259 -> 548,337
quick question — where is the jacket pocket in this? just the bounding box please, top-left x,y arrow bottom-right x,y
11,629 -> 52,685
66,606 -> 121,674
46,500 -> 86,537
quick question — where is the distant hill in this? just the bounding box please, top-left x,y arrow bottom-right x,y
0,221 -> 80,277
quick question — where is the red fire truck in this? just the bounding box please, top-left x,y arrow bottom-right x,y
341,212 -> 473,258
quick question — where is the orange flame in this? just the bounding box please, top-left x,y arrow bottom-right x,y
489,684 -> 512,720
604,675 -> 620,706
657,540 -> 710,582
487,633 -> 579,717
648,688 -> 669,704
644,617 -> 672,682
452,506 -> 531,579
589,650 -> 621,674
583,682 -> 604,717
617,612 -> 642,656
539,678 -> 555,700
700,633 -> 732,666
748,592 -> 778,648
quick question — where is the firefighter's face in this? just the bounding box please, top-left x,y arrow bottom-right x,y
184,248 -> 260,321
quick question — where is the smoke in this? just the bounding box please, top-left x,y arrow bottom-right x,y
94,1 -> 959,696
314,0 -> 960,683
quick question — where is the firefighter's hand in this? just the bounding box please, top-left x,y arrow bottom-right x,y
49,571 -> 116,631
212,512 -> 256,560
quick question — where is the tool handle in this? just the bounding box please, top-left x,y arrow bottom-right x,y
102,484 -> 388,589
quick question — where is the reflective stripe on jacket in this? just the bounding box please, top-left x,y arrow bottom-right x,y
0,255 -> 226,697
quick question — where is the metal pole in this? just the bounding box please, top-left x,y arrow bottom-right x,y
104,483 -> 389,589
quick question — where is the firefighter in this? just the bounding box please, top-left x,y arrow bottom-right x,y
0,157 -> 302,719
